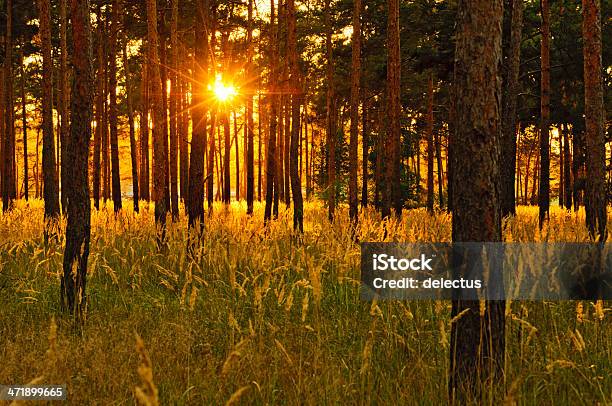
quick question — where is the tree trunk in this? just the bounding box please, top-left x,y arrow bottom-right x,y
140,45 -> 150,202
109,0 -> 122,213
93,5 -> 104,210
123,25 -> 139,213
188,0 -> 209,229
324,0 -> 335,221
234,110 -> 240,201
264,0 -> 278,224
179,52 -> 189,203
563,123 -> 572,210
21,52 -> 28,201
288,0 -> 303,232
38,0 -> 60,219
3,0 -> 15,212
583,0 -> 606,240
426,73 -> 435,213
246,0 -> 255,214
159,30 -> 170,213
435,131 -> 444,208
146,0 -> 167,235
384,0 -> 402,218
539,0 -> 551,227
59,0 -> 69,213
61,0 -> 93,318
361,95 -> 368,207
169,0 -> 179,219
449,0 -> 505,401
501,0 -> 523,217
349,0 -> 361,222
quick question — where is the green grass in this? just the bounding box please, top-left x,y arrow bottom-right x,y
0,200 -> 610,405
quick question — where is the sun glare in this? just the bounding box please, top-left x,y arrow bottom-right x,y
211,77 -> 237,102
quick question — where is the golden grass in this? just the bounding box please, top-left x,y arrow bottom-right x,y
0,200 -> 610,404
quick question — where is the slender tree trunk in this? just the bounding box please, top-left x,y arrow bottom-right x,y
93,5 -> 104,210
102,15 -> 110,203
207,109 -> 216,211
349,0 -> 361,222
123,26 -> 139,213
139,45 -> 150,201
246,0 -> 255,214
146,0 -> 167,236
59,0 -> 69,213
500,0 -> 523,217
188,0 -> 208,229
179,49 -> 189,203
109,0 -> 122,212
234,110 -> 240,201
258,90 -> 262,202
264,0 -> 278,224
3,0 -> 15,212
324,0 -> 335,221
159,30 -> 170,213
559,125 -> 564,206
449,0 -> 505,401
61,0 -> 93,318
426,73 -> 435,212
169,0 -> 179,219
38,0 -> 60,219
21,52 -> 28,201
583,0 -> 606,240
435,131 -> 444,208
563,123 -> 572,210
539,0 -> 551,227
361,95 -> 368,207
288,0 -> 303,232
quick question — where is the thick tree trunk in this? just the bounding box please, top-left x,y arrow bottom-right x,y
146,0 -> 167,236
539,0 -> 551,227
349,0 -> 361,222
288,0 -> 303,232
188,0 -> 209,229
325,0 -> 335,221
501,0 -> 523,217
449,0 -> 505,402
426,74 -> 435,213
59,0 -> 69,213
583,0 -> 606,240
38,0 -> 60,219
123,27 -> 139,213
384,0 -> 402,219
109,0 -> 122,213
61,0 -> 93,318
264,0 -> 278,224
169,0 -> 179,220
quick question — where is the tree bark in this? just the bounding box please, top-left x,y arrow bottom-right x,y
246,0 -> 255,214
20,52 -> 28,201
349,0 -> 361,222
361,95 -> 368,207
38,0 -> 60,219
538,0 -> 551,227
288,0 -> 303,232
59,0 -> 69,213
61,0 -> 93,318
384,0 -> 402,219
3,0 -> 15,212
449,0 -> 505,401
324,0 -> 335,222
426,73 -> 435,213
123,25 -> 139,213
188,0 -> 209,229
169,0 -> 179,220
139,44 -> 150,201
109,0 -> 122,212
501,0 -> 523,217
583,0 -> 606,240
264,0 -> 278,224
146,0 -> 167,236
93,5 -> 104,210
563,123 -> 572,210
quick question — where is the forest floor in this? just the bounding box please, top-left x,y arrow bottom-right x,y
0,201 -> 610,405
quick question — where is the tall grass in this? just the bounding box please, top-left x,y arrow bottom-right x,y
0,200 -> 609,404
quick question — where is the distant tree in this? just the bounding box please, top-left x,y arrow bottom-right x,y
59,0 -> 69,213
123,25 -> 139,213
325,0 -> 335,222
264,0 -> 278,224
583,0 -> 606,240
449,0 -> 505,401
109,0 -> 122,213
426,73 -> 434,213
539,0 -> 551,227
61,0 -> 93,317
246,0 -> 255,215
3,0 -> 15,212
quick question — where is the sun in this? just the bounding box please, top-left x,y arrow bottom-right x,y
211,77 -> 237,102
